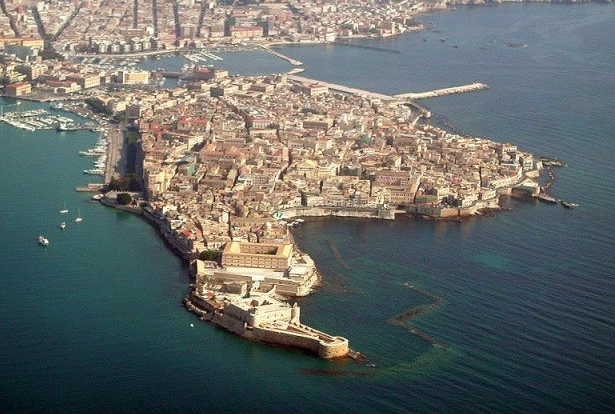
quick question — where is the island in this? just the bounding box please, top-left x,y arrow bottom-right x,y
0,0 -> 560,359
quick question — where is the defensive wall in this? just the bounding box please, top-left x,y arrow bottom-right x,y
276,206 -> 395,220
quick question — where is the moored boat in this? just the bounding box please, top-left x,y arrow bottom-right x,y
38,236 -> 49,246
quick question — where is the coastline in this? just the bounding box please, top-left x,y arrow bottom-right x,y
0,2 -> 578,361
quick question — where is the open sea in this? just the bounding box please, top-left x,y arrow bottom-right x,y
1,4 -> 613,413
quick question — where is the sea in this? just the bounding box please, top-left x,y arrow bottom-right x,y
0,4 -> 613,413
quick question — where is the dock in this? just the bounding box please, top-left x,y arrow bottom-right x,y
287,75 -> 396,101
395,82 -> 489,100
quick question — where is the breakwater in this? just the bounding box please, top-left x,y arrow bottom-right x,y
327,239 -> 351,269
332,41 -> 401,54
390,283 -> 446,348
395,83 -> 489,100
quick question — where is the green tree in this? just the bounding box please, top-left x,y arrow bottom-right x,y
117,193 -> 132,205
199,250 -> 219,261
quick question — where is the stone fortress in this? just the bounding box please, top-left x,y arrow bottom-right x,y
184,240 -> 349,359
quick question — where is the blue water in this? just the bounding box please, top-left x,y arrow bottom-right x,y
1,4 -> 614,413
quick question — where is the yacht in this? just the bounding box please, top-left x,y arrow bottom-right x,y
60,222 -> 66,230
74,209 -> 83,223
38,236 -> 50,246
60,202 -> 69,214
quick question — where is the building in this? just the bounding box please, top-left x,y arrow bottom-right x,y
5,82 -> 31,96
228,26 -> 263,39
194,67 -> 228,81
222,241 -> 292,270
0,37 -> 44,50
293,82 -> 328,96
118,70 -> 149,85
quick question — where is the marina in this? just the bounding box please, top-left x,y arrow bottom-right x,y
80,133 -> 108,176
184,51 -> 223,63
0,108 -> 95,131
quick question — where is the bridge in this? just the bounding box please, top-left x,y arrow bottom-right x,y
260,45 -> 303,66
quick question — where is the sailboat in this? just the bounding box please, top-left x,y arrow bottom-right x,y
59,202 -> 69,214
74,208 -> 83,223
59,221 -> 66,229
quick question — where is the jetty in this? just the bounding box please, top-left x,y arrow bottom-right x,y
395,82 -> 489,100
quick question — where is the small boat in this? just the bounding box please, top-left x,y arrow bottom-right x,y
91,194 -> 103,201
38,236 -> 49,246
59,202 -> 69,214
60,222 -> 66,229
74,208 -> 83,223
561,201 -> 579,209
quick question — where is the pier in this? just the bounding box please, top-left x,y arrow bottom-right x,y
287,75 -> 396,101
395,82 -> 489,100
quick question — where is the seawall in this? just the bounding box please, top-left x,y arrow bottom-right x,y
275,206 -> 395,220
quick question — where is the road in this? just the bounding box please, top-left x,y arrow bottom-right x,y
105,123 -> 125,183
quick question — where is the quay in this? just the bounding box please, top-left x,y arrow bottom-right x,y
395,82 -> 489,100
76,183 -> 104,192
104,124 -> 124,182
287,75 -> 397,101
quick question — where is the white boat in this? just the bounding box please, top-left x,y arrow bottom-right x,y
74,209 -> 83,223
60,221 -> 66,229
91,194 -> 103,201
59,202 -> 69,214
38,235 -> 50,246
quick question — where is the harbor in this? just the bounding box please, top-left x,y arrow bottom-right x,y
0,108 -> 88,131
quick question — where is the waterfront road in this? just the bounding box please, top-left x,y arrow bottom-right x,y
105,123 -> 125,183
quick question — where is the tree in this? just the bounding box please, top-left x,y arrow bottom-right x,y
117,193 -> 132,205
199,250 -> 219,261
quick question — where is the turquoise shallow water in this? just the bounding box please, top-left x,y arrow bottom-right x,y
1,4 -> 614,413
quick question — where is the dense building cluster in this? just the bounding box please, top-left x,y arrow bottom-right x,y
61,72 -> 539,257
0,0 -> 426,54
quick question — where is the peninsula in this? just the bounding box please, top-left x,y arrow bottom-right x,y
0,0 -> 557,359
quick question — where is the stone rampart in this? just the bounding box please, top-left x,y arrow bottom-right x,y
276,207 -> 395,220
